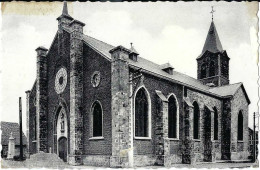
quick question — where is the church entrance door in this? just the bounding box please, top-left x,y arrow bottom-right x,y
58,137 -> 67,162
203,107 -> 212,162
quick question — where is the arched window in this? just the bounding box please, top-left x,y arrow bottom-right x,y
201,63 -> 206,79
34,116 -> 37,140
214,107 -> 218,140
209,61 -> 215,77
168,95 -> 178,138
193,102 -> 200,139
237,111 -> 243,141
92,101 -> 103,137
135,87 -> 150,137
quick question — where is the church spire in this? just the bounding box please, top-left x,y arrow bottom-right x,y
62,1 -> 69,16
201,21 -> 223,54
57,1 -> 73,20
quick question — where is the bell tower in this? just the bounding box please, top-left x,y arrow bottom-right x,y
197,8 -> 230,87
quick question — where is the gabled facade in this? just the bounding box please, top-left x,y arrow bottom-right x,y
26,2 -> 250,167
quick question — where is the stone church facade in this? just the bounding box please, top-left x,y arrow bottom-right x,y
26,2 -> 250,167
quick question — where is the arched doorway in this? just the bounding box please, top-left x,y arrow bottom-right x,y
204,106 -> 212,162
58,137 -> 67,162
55,107 -> 68,162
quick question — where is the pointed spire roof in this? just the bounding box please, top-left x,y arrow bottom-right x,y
62,1 -> 69,16
201,21 -> 223,54
57,1 -> 73,20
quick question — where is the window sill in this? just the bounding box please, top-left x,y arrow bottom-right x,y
32,140 -> 37,143
237,140 -> 244,143
134,137 -> 151,140
168,138 -> 179,141
89,136 -> 104,140
193,139 -> 201,142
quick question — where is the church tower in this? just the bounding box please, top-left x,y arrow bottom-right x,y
197,20 -> 230,87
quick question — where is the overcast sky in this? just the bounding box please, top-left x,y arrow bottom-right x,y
0,1 -> 258,133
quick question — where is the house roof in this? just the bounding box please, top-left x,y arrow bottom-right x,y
1,121 -> 27,146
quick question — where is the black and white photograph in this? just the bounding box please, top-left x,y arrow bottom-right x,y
0,1 -> 259,168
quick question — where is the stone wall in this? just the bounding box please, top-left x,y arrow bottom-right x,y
28,82 -> 37,154
197,51 -> 229,86
68,21 -> 85,165
187,88 -> 222,161
82,155 -> 111,167
36,47 -> 48,152
230,87 -> 249,160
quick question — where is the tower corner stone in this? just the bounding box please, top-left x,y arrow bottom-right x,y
35,46 -> 48,153
110,46 -> 133,168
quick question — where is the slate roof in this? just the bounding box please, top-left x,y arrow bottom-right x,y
1,121 -> 27,146
80,33 -> 249,101
201,21 -> 223,54
160,62 -> 174,69
209,82 -> 242,96
209,82 -> 250,104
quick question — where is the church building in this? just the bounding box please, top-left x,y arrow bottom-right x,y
26,2 -> 250,167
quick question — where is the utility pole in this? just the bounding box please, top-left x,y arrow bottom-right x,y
253,112 -> 256,162
19,97 -> 23,160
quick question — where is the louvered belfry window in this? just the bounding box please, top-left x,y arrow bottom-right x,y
168,96 -> 177,138
135,88 -> 148,137
209,61 -> 215,77
93,102 -> 103,137
201,63 -> 207,79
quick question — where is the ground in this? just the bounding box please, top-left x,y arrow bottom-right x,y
1,159 -> 259,169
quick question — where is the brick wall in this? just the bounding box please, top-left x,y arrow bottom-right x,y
131,72 -> 183,156
82,44 -> 112,155
46,30 -> 71,154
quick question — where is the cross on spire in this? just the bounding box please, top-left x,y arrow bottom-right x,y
210,6 -> 215,21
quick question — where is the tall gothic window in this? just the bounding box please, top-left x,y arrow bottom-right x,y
209,61 -> 215,77
237,111 -> 243,141
214,107 -> 218,140
168,95 -> 178,138
34,116 -> 37,140
135,88 -> 149,137
193,102 -> 200,139
201,63 -> 206,79
92,101 -> 103,137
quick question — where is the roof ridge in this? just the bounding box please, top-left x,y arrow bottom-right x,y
138,57 -> 206,87
210,82 -> 242,89
83,34 -> 114,48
